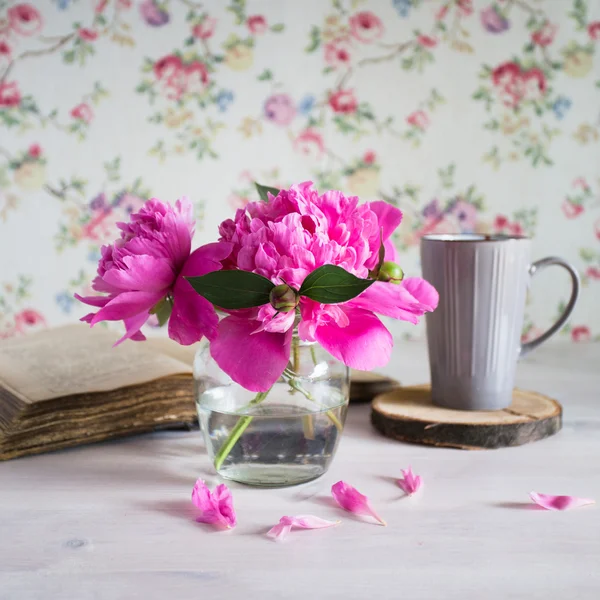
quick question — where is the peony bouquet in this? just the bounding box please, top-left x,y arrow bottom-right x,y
77,182 -> 438,476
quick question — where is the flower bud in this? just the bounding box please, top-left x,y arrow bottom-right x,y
269,284 -> 299,312
377,261 -> 404,284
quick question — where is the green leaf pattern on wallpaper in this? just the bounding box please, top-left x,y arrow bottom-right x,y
0,0 -> 599,341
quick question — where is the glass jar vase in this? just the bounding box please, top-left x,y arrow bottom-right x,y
194,335 -> 350,487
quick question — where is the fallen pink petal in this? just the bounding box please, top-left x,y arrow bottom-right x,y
331,480 -> 386,525
267,515 -> 340,541
397,466 -> 422,496
530,492 -> 595,511
191,479 -> 237,528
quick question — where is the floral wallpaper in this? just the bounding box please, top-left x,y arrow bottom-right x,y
0,0 -> 599,344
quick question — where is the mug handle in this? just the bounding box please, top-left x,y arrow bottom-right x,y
519,256 -> 580,358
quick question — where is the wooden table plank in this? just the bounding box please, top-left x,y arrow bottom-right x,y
1,341 -> 599,600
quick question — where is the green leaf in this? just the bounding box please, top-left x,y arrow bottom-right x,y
150,297 -> 173,327
185,270 -> 275,309
255,182 -> 280,201
299,265 -> 375,304
271,23 -> 284,32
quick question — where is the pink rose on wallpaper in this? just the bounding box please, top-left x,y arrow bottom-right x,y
153,55 -> 186,99
8,4 -> 42,36
185,61 -> 209,94
573,177 -> 590,190
0,41 -> 10,58
532,22 -> 557,47
247,15 -> 267,35
521,326 -> 544,344
329,89 -> 357,114
363,150 -> 376,164
436,5 -> 449,20
457,0 -> 474,17
14,309 -> 46,333
264,94 -> 296,126
571,326 -> 591,342
589,22 -> 600,40
561,199 -> 584,219
28,144 -> 41,158
324,41 -> 352,68
480,5 -> 509,34
139,0 -> 170,27
407,110 -> 430,130
586,266 -> 600,280
521,68 -> 546,101
294,128 -> 324,159
71,103 -> 94,123
193,17 -> 217,40
417,35 -> 437,48
0,81 -> 21,107
349,11 -> 384,43
78,28 -> 98,42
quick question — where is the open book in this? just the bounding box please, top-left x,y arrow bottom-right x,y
0,325 -> 198,461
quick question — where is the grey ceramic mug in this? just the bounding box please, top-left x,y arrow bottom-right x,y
420,234 -> 580,411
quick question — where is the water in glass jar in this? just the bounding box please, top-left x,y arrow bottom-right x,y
197,383 -> 348,487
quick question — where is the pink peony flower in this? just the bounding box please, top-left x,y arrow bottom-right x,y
589,22 -> 600,40
264,94 -> 296,126
8,3 -> 42,36
324,41 -> 352,68
76,197 -> 232,345
329,89 -> 358,114
211,183 -> 438,391
571,326 -> 591,342
28,143 -> 41,158
191,479 -> 236,528
349,11 -> 384,43
532,22 -> 557,47
331,481 -> 386,525
294,128 -> 325,159
193,17 -> 217,39
78,28 -> 98,41
247,15 -> 267,35
417,35 -> 437,48
0,81 -> 21,108
70,103 -> 94,123
406,110 -> 429,129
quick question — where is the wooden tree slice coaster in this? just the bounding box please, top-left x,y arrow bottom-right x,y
350,370 -> 400,404
371,385 -> 562,449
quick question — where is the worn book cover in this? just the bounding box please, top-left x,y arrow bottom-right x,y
0,325 -> 197,461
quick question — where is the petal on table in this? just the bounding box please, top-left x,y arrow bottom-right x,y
397,466 -> 422,496
331,481 -> 386,526
267,515 -> 340,541
530,492 -> 595,511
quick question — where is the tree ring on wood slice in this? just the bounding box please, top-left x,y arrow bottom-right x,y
350,369 -> 400,404
371,385 -> 562,449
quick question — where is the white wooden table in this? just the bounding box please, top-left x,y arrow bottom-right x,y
1,341 -> 599,600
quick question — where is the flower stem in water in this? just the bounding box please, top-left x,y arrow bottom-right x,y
213,390 -> 270,471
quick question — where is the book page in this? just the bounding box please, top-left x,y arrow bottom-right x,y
0,325 -> 194,403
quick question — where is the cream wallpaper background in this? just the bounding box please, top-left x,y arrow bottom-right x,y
0,0 -> 599,343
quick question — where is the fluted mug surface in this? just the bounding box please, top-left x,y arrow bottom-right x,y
420,234 -> 579,411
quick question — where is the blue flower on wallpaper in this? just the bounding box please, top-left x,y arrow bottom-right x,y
392,0 -> 412,18
53,0 -> 72,9
298,95 -> 316,115
55,292 -> 75,314
216,90 -> 234,113
87,249 -> 101,263
552,96 -> 572,120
